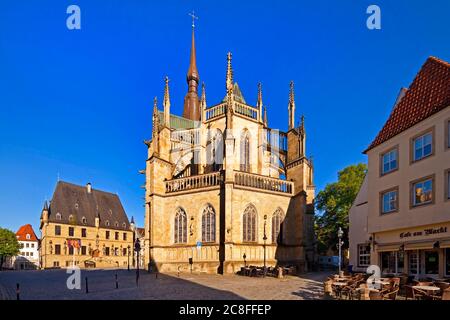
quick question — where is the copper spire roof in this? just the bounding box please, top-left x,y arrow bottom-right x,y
183,27 -> 201,121
364,56 -> 450,153
187,28 -> 199,83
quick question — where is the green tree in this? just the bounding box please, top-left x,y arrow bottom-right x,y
0,227 -> 20,270
314,163 -> 367,255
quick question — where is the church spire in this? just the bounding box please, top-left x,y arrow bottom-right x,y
288,80 -> 296,130
226,52 -> 233,92
201,82 -> 207,108
183,13 -> 201,121
187,26 -> 199,83
225,52 -> 234,131
257,82 -> 263,108
263,106 -> 268,127
257,82 -> 263,123
163,76 -> 171,127
152,97 -> 160,155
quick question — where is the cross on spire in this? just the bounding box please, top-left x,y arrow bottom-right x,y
188,10 -> 198,28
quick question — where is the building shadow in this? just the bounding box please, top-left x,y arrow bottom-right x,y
0,269 -> 245,300
273,192 -> 315,276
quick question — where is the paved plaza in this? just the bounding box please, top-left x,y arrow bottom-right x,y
0,269 -> 327,300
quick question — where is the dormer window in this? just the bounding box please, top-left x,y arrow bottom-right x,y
115,221 -> 119,227
26,234 -> 30,240
109,209 -> 113,215
105,220 -> 110,227
56,212 -> 62,220
122,222 -> 126,229
69,214 -> 76,224
82,217 -> 87,225
75,203 -> 79,210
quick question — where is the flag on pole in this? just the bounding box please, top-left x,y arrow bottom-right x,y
67,239 -> 81,249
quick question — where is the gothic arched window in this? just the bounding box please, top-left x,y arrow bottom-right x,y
202,205 -> 216,243
240,130 -> 250,172
206,130 -> 224,173
272,208 -> 284,244
174,208 -> 187,244
243,204 -> 257,242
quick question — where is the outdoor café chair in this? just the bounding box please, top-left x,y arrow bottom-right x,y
442,288 -> 450,300
434,282 -> 450,296
383,287 -> 399,300
369,291 -> 383,300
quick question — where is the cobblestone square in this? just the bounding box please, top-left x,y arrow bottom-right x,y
0,270 -> 326,300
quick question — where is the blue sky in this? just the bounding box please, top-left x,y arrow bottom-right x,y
0,0 -> 449,233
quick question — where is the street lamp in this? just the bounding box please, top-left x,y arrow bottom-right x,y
127,245 -> 131,271
337,227 -> 344,275
243,253 -> 247,267
263,215 -> 267,277
130,216 -> 135,268
134,238 -> 141,286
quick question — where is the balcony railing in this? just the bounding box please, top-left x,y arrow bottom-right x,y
165,172 -> 222,193
234,102 -> 258,120
205,103 -> 226,121
234,171 -> 293,195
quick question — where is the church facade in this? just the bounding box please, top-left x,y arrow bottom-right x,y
142,26 -> 316,274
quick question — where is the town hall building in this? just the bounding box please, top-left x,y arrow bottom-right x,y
142,23 -> 316,274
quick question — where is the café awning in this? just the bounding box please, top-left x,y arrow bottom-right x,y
439,240 -> 450,248
404,241 -> 436,251
376,244 -> 400,252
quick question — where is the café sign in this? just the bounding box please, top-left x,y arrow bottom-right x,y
400,226 -> 448,239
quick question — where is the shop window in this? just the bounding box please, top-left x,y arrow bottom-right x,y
445,249 -> 450,276
409,251 -> 419,275
425,251 -> 439,274
358,244 -> 371,267
380,251 -> 404,274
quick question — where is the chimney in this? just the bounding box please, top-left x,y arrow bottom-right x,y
86,183 -> 92,193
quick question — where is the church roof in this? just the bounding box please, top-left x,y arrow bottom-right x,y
47,181 -> 130,231
222,82 -> 247,104
365,56 -> 450,153
16,224 -> 38,242
158,111 -> 201,129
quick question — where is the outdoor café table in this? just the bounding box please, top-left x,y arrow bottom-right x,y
413,285 -> 440,294
374,280 -> 390,286
332,282 -> 347,286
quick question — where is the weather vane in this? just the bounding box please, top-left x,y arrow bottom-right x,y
188,10 -> 198,28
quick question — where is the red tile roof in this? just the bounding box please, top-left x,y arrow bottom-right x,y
16,224 -> 39,242
364,56 -> 450,153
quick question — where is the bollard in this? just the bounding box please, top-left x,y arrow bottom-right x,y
136,270 -> 140,287
85,277 -> 89,294
323,280 -> 332,299
115,274 -> 119,289
155,272 -> 158,279
277,267 -> 283,279
16,283 -> 20,300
